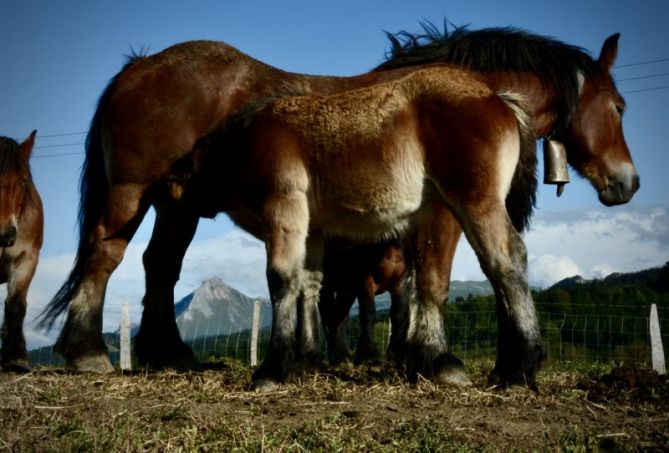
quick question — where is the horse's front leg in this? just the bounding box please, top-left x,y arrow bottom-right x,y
251,190 -> 309,391
354,279 -> 381,363
1,250 -> 39,372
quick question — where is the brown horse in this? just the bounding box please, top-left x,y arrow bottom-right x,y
0,132 -> 43,372
40,26 -> 638,389
374,26 -> 639,386
315,26 -> 641,384
172,66 -> 538,390
319,240 -> 404,365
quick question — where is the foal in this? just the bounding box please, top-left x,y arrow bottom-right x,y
175,67 -> 538,390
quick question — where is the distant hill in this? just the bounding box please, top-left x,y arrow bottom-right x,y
550,262 -> 669,294
175,277 -> 272,340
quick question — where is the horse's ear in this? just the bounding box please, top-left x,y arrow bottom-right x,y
19,130 -> 37,161
598,33 -> 620,73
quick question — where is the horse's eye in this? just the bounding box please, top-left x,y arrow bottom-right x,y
21,177 -> 28,187
616,104 -> 626,116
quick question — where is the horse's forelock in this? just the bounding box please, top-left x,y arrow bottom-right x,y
0,137 -> 27,175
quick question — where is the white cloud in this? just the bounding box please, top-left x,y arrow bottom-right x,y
444,204 -> 668,288
527,254 -> 583,287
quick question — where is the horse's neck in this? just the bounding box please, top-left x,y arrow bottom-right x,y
483,72 -> 562,138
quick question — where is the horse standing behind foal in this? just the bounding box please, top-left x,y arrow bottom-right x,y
173,67 -> 538,390
319,241 -> 405,365
0,132 -> 43,372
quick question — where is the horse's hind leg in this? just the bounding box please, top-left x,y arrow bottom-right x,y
319,289 -> 354,365
354,281 -> 381,363
1,252 -> 38,372
457,204 -> 545,390
56,183 -> 149,372
402,202 -> 467,380
297,234 -> 324,369
135,202 -> 199,370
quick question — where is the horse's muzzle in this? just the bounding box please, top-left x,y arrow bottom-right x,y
0,225 -> 17,247
599,170 -> 640,206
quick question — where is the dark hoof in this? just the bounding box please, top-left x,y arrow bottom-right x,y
487,370 -> 538,392
136,337 -> 199,371
354,342 -> 381,364
328,348 -> 353,367
2,359 -> 31,373
251,360 -> 300,391
386,344 -> 407,368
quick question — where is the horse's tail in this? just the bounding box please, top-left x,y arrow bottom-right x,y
38,56 -> 144,329
498,92 -> 537,233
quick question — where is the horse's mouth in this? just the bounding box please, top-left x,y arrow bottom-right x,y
598,174 -> 640,206
0,238 -> 15,248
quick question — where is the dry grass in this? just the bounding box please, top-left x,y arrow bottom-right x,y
0,360 -> 667,451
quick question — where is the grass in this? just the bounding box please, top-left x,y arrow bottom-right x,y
0,359 -> 666,452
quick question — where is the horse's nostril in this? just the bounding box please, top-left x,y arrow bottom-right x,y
0,225 -> 18,246
633,174 -> 640,192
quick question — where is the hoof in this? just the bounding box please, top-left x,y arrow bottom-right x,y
143,352 -> 200,372
408,349 -> 470,386
2,359 -> 31,373
328,348 -> 353,367
136,336 -> 198,371
435,366 -> 472,386
251,378 -> 281,393
487,370 -> 538,392
354,343 -> 381,364
70,354 -> 114,373
433,352 -> 472,386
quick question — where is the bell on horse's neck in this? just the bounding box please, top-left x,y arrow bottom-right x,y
543,139 -> 570,197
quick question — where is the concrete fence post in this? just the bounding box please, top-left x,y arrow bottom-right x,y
120,303 -> 131,371
649,304 -> 666,375
250,299 -> 261,366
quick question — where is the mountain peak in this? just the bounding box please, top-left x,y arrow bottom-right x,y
176,277 -> 272,338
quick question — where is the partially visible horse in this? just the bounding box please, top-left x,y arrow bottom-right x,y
319,240 -> 404,365
40,26 -> 639,390
0,132 -> 43,372
172,67 -> 538,390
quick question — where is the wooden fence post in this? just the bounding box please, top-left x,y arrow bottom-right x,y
649,304 -> 666,375
120,303 -> 132,371
250,299 -> 261,366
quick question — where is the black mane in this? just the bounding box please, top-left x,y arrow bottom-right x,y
0,135 -> 37,206
376,22 -> 603,124
0,136 -> 27,176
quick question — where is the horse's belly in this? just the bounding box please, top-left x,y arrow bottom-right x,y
313,163 -> 426,240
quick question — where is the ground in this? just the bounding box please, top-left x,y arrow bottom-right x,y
0,360 -> 667,451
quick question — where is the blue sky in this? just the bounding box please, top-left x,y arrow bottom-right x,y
1,1 -> 668,347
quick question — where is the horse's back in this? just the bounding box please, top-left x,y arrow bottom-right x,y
100,40 -> 290,186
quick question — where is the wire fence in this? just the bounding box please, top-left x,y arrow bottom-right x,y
28,302 -> 668,370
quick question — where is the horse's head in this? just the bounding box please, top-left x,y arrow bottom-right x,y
0,131 -> 36,247
562,34 -> 640,206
